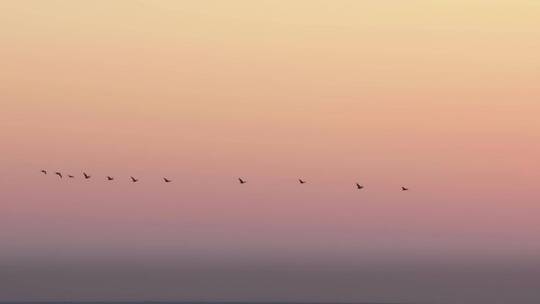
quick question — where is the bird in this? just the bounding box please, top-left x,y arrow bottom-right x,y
107,176 -> 114,181
130,176 -> 139,183
83,172 -> 91,179
401,186 -> 409,191
163,178 -> 172,183
238,178 -> 247,184
299,179 -> 306,184
68,175 -> 75,178
40,170 -> 47,175
356,183 -> 364,190
55,172 -> 62,178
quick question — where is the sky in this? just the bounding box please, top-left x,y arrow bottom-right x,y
1,1 -> 540,303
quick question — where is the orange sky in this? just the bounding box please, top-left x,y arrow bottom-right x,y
1,0 -> 540,263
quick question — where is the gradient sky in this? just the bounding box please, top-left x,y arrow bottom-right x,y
1,1 -> 540,303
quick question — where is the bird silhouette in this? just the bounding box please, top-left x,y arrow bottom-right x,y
55,172 -> 62,178
299,179 -> 306,184
68,175 -> 75,178
107,176 -> 114,181
401,186 -> 409,191
356,183 -> 364,190
238,178 -> 247,184
83,172 -> 91,179
130,176 -> 139,183
40,170 -> 47,175
163,178 -> 172,183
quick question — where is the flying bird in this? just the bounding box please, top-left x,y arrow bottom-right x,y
107,176 -> 114,181
356,183 -> 364,190
83,172 -> 91,179
238,178 -> 247,184
40,170 -> 47,175
68,175 -> 75,178
130,176 -> 139,183
163,178 -> 172,183
401,186 -> 409,191
55,172 -> 62,178
299,179 -> 306,184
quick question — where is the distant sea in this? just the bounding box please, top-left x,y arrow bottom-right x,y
0,302 -> 407,304
0,302 -> 405,304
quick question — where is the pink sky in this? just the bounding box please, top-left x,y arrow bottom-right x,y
1,0 -> 540,266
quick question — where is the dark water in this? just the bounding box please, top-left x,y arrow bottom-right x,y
2,259 -> 540,304
0,303 -> 402,304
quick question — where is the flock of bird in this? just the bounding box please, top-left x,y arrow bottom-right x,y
40,170 -> 410,191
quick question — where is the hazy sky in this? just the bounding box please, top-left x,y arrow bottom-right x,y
1,1 -> 540,303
